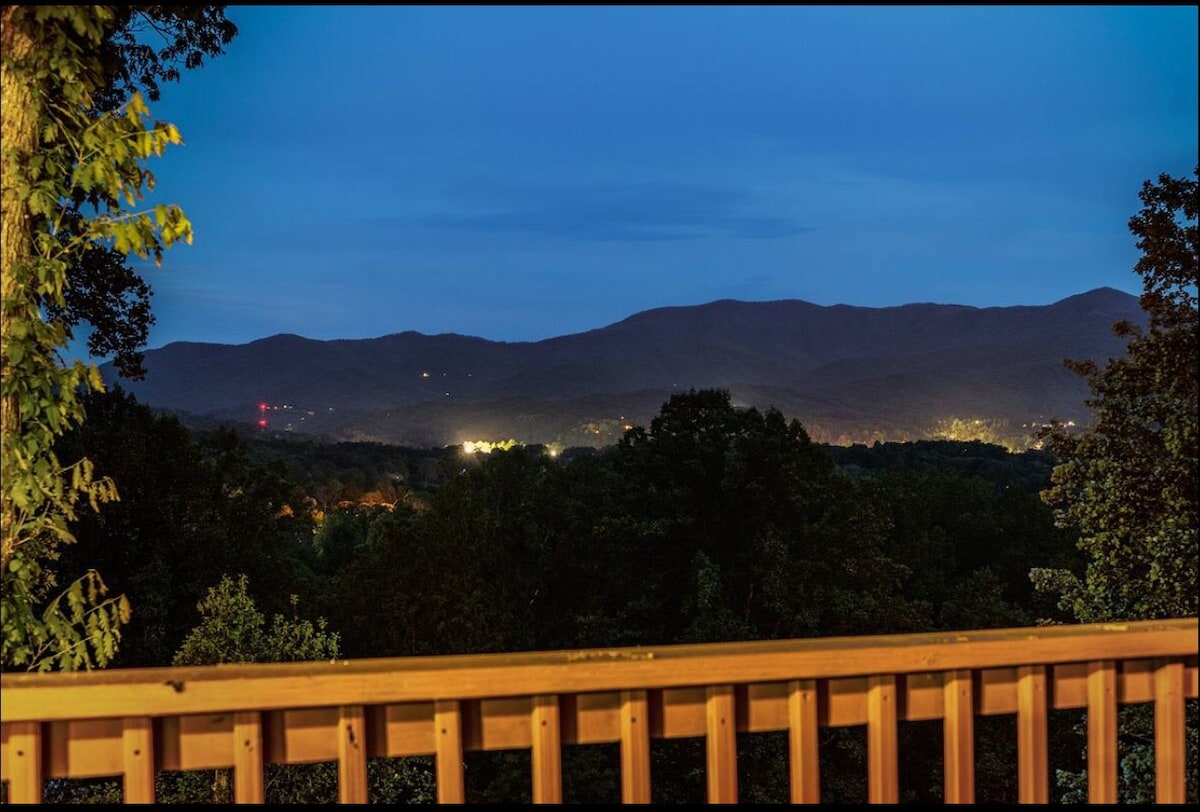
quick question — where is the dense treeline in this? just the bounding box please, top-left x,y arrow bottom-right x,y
50,385 -> 1088,802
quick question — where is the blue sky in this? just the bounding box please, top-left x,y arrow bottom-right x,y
129,5 -> 1197,347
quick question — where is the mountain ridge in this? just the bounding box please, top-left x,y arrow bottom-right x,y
103,287 -> 1144,449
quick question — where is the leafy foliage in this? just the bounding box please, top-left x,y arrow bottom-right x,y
57,6 -> 236,378
1,6 -> 237,671
90,6 -> 237,109
172,573 -> 338,667
1033,167 -> 1198,623
44,210 -> 156,379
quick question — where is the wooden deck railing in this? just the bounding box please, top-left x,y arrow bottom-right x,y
2,617 -> 1196,803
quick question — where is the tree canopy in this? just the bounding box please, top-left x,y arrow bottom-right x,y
48,382 -> 1086,801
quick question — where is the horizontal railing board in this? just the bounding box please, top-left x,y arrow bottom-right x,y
377,703 -> 435,758
49,719 -> 124,778
163,713 -> 235,771
2,619 -> 1194,723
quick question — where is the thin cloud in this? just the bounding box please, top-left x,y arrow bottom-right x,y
410,180 -> 810,242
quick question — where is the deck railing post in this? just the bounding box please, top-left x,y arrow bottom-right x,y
1153,660 -> 1186,804
1086,661 -> 1118,804
435,700 -> 466,803
233,711 -> 265,804
121,716 -> 155,803
787,679 -> 820,804
867,675 -> 898,804
619,690 -> 651,803
531,694 -> 562,803
6,721 -> 43,804
1016,665 -> 1048,804
705,684 -> 738,803
942,670 -> 975,804
338,705 -> 368,803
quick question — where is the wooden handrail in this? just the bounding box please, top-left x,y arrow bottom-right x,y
2,617 -> 1196,804
3,618 -> 1195,721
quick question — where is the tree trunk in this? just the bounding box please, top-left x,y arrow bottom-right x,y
1,6 -> 39,568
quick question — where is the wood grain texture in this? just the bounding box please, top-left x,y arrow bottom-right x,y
121,717 -> 155,803
788,679 -> 820,804
338,706 -> 368,804
705,685 -> 738,804
232,711 -> 264,804
1087,661 -> 1118,805
531,695 -> 562,804
619,690 -> 651,804
941,671 -> 974,804
434,700 -> 465,804
1154,661 -> 1185,804
867,675 -> 898,804
1016,665 -> 1048,804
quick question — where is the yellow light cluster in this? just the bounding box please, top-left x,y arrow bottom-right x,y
462,439 -> 519,454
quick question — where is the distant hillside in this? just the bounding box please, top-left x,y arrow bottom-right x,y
102,287 -> 1144,449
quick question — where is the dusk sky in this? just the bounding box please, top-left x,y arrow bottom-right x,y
126,5 -> 1197,349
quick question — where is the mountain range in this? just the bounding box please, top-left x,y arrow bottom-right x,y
101,286 -> 1145,449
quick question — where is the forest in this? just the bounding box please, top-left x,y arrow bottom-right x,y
46,385 -> 1091,803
